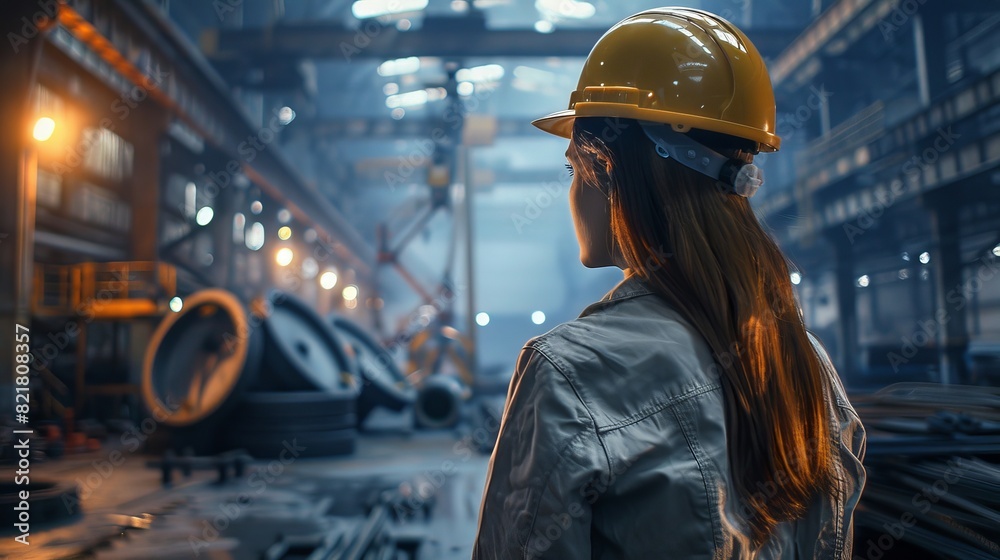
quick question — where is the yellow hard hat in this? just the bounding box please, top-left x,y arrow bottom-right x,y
532,7 -> 781,152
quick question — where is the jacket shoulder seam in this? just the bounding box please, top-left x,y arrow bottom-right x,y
597,383 -> 722,434
527,342 -> 615,476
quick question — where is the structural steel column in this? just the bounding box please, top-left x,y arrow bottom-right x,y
0,0 -> 52,404
828,230 -> 860,383
913,4 -> 948,108
928,196 -> 966,384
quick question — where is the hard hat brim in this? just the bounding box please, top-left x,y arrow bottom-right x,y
531,110 -> 576,139
532,105 -> 780,152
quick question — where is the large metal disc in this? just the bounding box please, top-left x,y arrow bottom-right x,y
329,314 -> 415,420
142,289 -> 262,427
262,291 -> 359,394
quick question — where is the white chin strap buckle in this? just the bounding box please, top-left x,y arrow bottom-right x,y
638,121 -> 763,198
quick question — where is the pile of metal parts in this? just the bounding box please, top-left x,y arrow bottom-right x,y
260,484 -> 428,560
0,463 -> 466,560
850,383 -> 1000,559
141,288 -> 418,458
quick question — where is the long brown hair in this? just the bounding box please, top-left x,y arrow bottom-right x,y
572,117 -> 836,548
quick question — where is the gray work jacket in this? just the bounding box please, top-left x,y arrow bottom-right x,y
473,275 -> 866,559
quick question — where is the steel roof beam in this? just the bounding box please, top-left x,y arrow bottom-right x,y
202,16 -> 798,60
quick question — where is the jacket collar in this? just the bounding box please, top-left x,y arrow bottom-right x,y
580,271 -> 655,317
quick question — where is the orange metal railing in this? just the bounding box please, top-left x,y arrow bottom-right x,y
33,261 -> 176,318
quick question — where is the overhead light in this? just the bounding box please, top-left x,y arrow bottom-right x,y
343,284 -> 359,301
457,81 -> 475,96
278,226 -> 292,240
993,245 -> 1000,257
567,1 -> 596,19
451,0 -> 469,11
396,18 -> 412,31
531,310 -> 546,325
536,0 -> 594,20
250,200 -> 263,215
33,117 -> 55,141
391,108 -> 406,119
320,271 -> 339,290
277,208 -> 292,223
790,272 -> 801,285
185,182 -> 197,217
276,247 -> 294,266
386,88 -> 446,109
475,312 -> 490,326
196,207 -> 214,226
387,90 -> 427,108
277,106 -> 295,125
377,57 -> 421,76
168,297 -> 183,313
233,213 -> 246,244
456,64 -> 505,83
534,20 -> 554,33
919,251 -> 930,264
352,0 -> 428,20
857,275 -> 870,288
246,222 -> 265,251
383,83 -> 400,95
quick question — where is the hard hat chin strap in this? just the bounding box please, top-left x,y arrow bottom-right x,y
638,121 -> 763,198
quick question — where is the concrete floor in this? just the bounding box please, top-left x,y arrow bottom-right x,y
0,427 -> 491,559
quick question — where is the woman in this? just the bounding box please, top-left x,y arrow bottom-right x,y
473,8 -> 866,560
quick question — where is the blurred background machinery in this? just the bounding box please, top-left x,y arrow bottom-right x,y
0,0 -> 999,558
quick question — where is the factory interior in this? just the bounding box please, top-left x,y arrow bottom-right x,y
1,0 -> 1000,558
